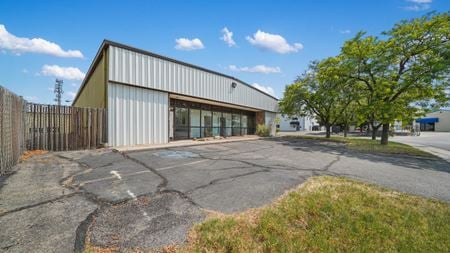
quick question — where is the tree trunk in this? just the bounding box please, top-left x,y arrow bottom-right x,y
380,123 -> 390,145
343,125 -> 348,137
325,125 -> 331,138
371,125 -> 379,140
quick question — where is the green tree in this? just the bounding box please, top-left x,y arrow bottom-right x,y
336,12 -> 450,145
280,60 -> 356,138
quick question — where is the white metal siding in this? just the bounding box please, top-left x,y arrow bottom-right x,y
109,46 -> 278,112
108,82 -> 169,146
265,111 -> 277,136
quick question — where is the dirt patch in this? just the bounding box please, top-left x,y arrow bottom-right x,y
85,192 -> 205,252
19,150 -> 48,162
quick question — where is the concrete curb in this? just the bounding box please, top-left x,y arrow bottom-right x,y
113,136 -> 263,153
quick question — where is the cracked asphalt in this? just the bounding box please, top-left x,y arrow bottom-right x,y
1,138 -> 449,252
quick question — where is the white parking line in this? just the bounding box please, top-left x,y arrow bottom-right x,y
155,159 -> 208,171
79,159 -> 209,185
110,170 -> 122,179
126,190 -> 137,200
126,189 -> 151,221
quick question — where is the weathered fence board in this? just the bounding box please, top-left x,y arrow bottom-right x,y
0,86 -> 107,174
0,87 -> 26,175
25,103 -> 107,152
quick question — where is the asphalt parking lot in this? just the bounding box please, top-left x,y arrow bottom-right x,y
1,138 -> 449,252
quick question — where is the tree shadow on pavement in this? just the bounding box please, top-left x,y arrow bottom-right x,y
266,137 -> 450,173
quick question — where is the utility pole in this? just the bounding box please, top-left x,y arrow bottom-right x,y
54,79 -> 64,106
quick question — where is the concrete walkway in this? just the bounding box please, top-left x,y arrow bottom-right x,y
392,132 -> 450,162
114,135 -> 261,152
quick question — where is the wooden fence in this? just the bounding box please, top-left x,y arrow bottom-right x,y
0,86 -> 107,175
26,104 -> 107,151
0,86 -> 27,175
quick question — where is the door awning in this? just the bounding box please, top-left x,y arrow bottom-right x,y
416,117 -> 439,123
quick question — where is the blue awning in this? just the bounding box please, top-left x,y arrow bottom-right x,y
416,117 -> 439,123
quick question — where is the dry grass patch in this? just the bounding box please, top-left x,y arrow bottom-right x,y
184,176 -> 450,252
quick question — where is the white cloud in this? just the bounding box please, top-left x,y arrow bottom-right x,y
41,65 -> 85,80
229,64 -> 281,74
403,4 -> 430,11
24,95 -> 38,102
246,30 -> 303,54
22,68 -> 28,73
252,83 -> 276,97
66,91 -> 77,99
220,27 -> 236,47
339,29 -> 351,34
0,24 -> 83,58
403,0 -> 431,11
175,38 -> 204,51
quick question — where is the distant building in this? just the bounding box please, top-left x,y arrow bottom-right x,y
277,115 -> 319,131
415,110 -> 450,132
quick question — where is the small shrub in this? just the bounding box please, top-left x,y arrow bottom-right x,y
256,124 -> 271,137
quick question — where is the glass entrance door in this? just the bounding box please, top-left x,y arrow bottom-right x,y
202,110 -> 212,137
174,107 -> 189,139
220,117 -> 226,136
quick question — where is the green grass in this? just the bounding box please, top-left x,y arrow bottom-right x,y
283,135 -> 436,158
185,176 -> 450,253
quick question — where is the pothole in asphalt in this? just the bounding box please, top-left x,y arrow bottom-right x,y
153,150 -> 199,159
84,192 -> 205,252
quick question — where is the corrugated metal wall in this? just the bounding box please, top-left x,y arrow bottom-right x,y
108,82 -> 168,146
109,46 -> 278,112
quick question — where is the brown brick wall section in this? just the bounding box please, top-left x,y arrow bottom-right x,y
256,111 -> 265,125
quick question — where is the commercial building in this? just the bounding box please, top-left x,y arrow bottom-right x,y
73,40 -> 279,146
415,110 -> 450,132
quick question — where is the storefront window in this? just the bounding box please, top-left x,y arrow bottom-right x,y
171,99 -> 255,140
190,109 -> 201,138
232,113 -> 241,136
241,115 -> 248,135
223,112 -> 232,136
212,111 -> 221,137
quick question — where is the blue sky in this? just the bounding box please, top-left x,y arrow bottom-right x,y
0,0 -> 448,104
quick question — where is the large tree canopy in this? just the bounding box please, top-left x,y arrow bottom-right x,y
280,60 -> 358,138
301,12 -> 450,144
